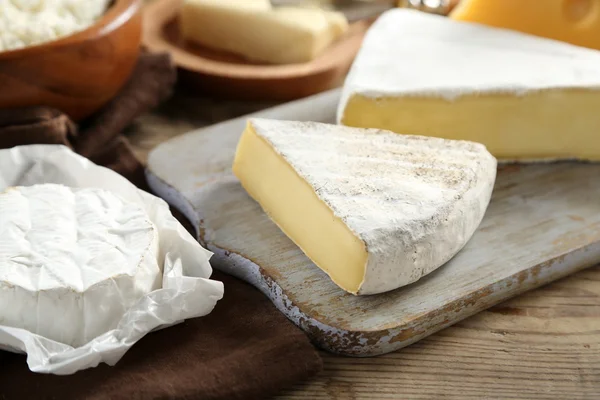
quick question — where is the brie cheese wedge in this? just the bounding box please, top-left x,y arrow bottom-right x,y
0,184 -> 162,347
338,9 -> 600,162
233,119 -> 497,295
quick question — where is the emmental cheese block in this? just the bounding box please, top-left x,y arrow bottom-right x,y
0,184 -> 162,347
450,0 -> 600,51
179,0 -> 349,64
338,9 -> 600,162
232,118 -> 497,295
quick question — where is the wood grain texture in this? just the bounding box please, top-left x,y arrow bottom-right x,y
130,89 -> 600,399
0,0 -> 142,121
142,0 -> 370,101
278,266 -> 600,399
145,88 -> 600,357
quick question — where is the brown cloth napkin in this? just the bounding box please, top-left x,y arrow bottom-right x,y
0,53 -> 322,399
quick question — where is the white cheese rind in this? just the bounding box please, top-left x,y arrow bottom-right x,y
251,118 -> 497,294
337,8 -> 600,119
0,184 -> 161,347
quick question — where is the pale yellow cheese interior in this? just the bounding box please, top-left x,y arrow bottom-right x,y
341,90 -> 600,161
233,123 -> 367,294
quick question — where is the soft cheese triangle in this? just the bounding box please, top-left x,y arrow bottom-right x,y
233,119 -> 497,295
0,184 -> 161,347
337,9 -> 600,162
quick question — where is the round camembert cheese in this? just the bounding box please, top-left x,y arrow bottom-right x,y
0,184 -> 162,347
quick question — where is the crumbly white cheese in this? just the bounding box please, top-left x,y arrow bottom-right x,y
249,119 -> 497,294
0,0 -> 111,52
0,183 -> 162,347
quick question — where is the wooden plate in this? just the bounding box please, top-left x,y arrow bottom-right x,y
142,0 -> 371,100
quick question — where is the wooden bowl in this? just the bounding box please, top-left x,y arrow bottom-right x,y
0,0 -> 143,122
143,0 -> 371,101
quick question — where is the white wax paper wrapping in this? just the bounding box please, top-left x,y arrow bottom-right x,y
0,145 -> 224,375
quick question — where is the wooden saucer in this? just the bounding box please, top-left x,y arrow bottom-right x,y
142,0 -> 371,100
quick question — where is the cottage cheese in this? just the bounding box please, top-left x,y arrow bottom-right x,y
0,0 -> 111,52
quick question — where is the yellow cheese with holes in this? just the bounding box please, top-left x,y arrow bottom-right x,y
338,9 -> 600,162
180,0 -> 348,64
451,0 -> 600,51
233,118 -> 496,295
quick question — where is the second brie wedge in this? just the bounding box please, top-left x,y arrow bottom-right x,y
233,119 -> 497,295
338,9 -> 600,162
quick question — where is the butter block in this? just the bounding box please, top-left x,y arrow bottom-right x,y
180,0 -> 349,64
451,0 -> 600,51
338,9 -> 600,162
233,118 -> 497,295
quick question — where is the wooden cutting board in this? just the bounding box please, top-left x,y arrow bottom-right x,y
146,89 -> 600,357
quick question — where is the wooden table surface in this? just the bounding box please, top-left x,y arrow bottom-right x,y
129,89 -> 600,400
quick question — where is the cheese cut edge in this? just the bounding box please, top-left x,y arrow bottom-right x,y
233,120 -> 369,295
340,91 -> 600,162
